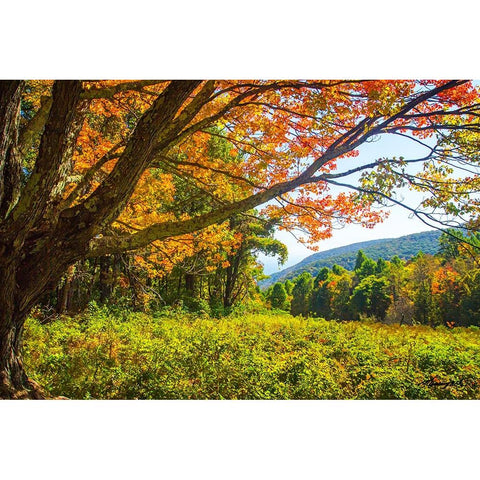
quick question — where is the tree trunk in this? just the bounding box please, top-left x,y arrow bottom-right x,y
99,256 -> 112,304
0,271 -> 45,399
0,256 -> 70,398
56,264 -> 75,314
0,81 -> 23,219
223,249 -> 242,309
185,273 -> 195,297
0,319 -> 45,399
0,246 -> 73,399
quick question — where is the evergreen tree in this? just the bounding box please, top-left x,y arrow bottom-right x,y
350,276 -> 391,321
270,282 -> 288,310
391,255 -> 403,267
332,264 -> 347,275
291,272 -> 314,317
356,258 -> 377,281
310,270 -> 331,318
354,250 -> 368,271
284,280 -> 294,296
314,267 -> 330,284
376,257 -> 387,275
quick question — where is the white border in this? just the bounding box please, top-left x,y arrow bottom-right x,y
1,1 -> 479,478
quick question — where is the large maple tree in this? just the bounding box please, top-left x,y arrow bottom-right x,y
1,79 -> 479,398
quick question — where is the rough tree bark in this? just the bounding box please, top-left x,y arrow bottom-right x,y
0,80 -> 84,398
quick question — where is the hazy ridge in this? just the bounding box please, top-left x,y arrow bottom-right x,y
260,230 -> 442,287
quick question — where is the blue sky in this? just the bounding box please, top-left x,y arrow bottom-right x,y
258,131 -> 438,274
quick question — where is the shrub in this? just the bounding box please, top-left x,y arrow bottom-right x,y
22,312 -> 480,399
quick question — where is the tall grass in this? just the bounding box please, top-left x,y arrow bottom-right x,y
23,307 -> 480,399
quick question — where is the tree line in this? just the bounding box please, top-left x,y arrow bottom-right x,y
266,230 -> 480,327
37,212 -> 286,318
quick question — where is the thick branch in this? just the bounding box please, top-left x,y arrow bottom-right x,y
0,81 -> 23,219
59,81 -> 202,232
17,95 -> 53,158
85,80 -> 477,257
86,177 -> 308,257
80,80 -> 166,99
59,140 -> 125,210
5,81 -> 83,240
299,81 -> 469,182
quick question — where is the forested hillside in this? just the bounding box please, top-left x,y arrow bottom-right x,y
264,229 -> 480,328
262,230 -> 441,287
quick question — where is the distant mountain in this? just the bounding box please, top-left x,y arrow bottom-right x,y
260,230 -> 442,288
